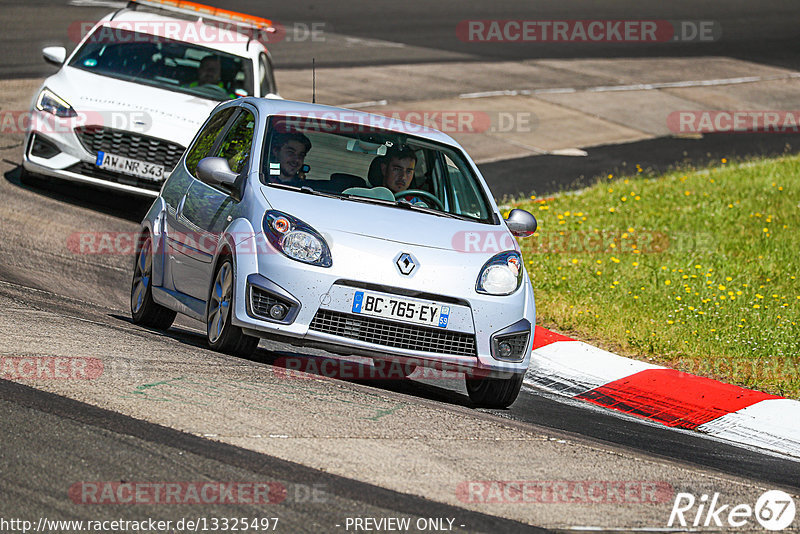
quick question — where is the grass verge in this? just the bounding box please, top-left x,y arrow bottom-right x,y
512,155 -> 800,398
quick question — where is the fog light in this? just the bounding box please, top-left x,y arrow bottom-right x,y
497,341 -> 513,359
269,304 -> 287,320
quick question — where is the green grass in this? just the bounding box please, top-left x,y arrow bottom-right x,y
511,155 -> 800,398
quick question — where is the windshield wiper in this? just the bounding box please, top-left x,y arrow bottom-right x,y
265,182 -> 341,199
393,200 -> 471,220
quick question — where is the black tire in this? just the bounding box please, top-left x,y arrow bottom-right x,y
131,234 -> 177,330
465,372 -> 525,409
206,257 -> 259,356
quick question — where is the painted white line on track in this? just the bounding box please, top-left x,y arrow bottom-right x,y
341,99 -> 388,108
459,72 -> 800,99
68,0 -> 127,6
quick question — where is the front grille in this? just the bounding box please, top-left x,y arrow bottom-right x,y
250,287 -> 283,319
67,162 -> 163,192
309,309 -> 477,357
74,126 -> 185,171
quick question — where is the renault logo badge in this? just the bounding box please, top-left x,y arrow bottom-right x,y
395,252 -> 417,276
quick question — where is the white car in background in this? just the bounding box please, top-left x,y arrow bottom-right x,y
21,0 -> 280,196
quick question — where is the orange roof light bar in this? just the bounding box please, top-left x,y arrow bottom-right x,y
129,0 -> 276,31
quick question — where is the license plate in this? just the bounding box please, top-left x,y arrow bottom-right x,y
96,151 -> 165,181
351,291 -> 450,328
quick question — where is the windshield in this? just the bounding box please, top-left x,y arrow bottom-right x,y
68,26 -> 252,101
260,115 -> 495,223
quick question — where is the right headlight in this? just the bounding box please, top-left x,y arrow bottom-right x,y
35,88 -> 77,118
476,251 -> 523,295
262,210 -> 332,267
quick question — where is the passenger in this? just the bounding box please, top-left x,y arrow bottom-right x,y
267,132 -> 312,185
380,145 -> 417,194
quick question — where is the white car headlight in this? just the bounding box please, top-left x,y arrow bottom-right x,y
476,251 -> 524,295
35,88 -> 77,118
282,230 -> 323,263
263,211 -> 332,267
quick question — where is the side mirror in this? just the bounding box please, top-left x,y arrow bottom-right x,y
504,208 -> 537,237
42,46 -> 67,67
197,157 -> 239,188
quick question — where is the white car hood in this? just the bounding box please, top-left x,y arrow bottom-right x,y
43,66 -> 218,148
261,186 -> 515,254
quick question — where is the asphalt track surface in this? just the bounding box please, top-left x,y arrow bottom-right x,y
2,0 -> 800,530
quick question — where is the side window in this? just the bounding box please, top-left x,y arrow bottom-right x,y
259,53 -> 277,96
185,108 -> 236,177
213,110 -> 256,175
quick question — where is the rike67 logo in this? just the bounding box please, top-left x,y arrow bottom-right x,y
668,490 -> 796,531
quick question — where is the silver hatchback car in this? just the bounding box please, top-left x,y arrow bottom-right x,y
131,98 -> 537,407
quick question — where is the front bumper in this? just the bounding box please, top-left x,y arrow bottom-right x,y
229,232 -> 535,375
22,110 -> 183,197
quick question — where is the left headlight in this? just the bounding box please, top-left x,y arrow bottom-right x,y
35,88 -> 77,118
263,210 -> 332,267
476,251 -> 524,295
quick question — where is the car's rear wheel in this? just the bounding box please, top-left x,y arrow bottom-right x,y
465,372 -> 525,409
206,257 -> 259,356
131,234 -> 176,329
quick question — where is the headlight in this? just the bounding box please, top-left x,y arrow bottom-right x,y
35,89 -> 77,118
263,211 -> 332,267
476,251 -> 524,295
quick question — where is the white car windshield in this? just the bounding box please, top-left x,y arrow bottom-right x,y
261,115 -> 495,223
68,26 -> 251,101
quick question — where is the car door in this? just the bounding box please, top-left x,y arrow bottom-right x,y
166,107 -> 236,296
175,106 -> 257,300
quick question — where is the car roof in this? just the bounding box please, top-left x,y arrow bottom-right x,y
93,9 -> 261,57
239,98 -> 463,147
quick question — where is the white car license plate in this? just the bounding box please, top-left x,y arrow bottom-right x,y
96,151 -> 165,181
351,291 -> 450,328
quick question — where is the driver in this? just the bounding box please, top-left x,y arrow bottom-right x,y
188,55 -> 234,97
267,132 -> 312,185
381,145 -> 417,194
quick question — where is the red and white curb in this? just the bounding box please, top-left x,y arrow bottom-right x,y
525,327 -> 800,460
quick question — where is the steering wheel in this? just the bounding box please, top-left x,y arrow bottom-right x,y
393,189 -> 444,210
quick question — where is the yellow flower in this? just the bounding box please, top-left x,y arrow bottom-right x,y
608,207 -> 616,213
718,285 -> 726,290
632,262 -> 639,267
665,280 -> 671,285
611,257 -> 620,263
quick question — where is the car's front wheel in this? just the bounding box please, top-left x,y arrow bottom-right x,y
465,372 -> 525,409
131,234 -> 176,329
206,257 -> 259,356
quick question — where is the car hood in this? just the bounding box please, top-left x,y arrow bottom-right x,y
41,67 -> 218,147
261,186 -> 516,253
